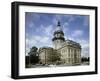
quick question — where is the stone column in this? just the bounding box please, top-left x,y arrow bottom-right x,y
72,49 -> 74,64
77,50 -> 79,63
71,49 -> 72,64
79,50 -> 81,64
68,48 -> 70,64
66,49 -> 68,63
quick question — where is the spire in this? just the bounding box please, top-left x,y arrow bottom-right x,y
53,20 -> 64,37
56,20 -> 62,31
57,20 -> 60,26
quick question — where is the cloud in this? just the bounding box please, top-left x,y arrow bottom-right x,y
66,35 -> 89,57
28,22 -> 34,28
66,36 -> 89,48
63,15 -> 89,28
63,22 -> 69,34
26,34 -> 52,53
26,12 -> 40,22
52,17 -> 59,25
39,36 -> 49,43
36,24 -> 54,37
63,22 -> 69,27
67,15 -> 75,22
75,39 -> 89,57
25,13 -> 40,29
30,35 -> 50,46
35,24 -> 44,33
52,14 -> 64,25
75,39 -> 89,49
82,48 -> 89,57
71,30 -> 83,37
55,15 -> 62,20
25,13 -> 89,57
62,15 -> 76,22
44,25 -> 54,36
83,16 -> 89,27
26,23 -> 54,55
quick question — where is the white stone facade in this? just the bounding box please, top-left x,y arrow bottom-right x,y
39,21 -> 81,65
58,40 -> 81,65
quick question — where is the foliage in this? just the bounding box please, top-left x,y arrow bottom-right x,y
28,46 -> 38,56
81,57 -> 90,62
27,46 -> 39,64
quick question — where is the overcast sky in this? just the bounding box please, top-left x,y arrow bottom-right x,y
25,12 -> 89,57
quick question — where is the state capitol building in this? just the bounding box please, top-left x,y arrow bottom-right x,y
39,21 -> 81,66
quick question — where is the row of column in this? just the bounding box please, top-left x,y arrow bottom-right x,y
61,48 -> 81,64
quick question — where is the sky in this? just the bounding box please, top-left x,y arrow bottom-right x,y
25,12 -> 89,57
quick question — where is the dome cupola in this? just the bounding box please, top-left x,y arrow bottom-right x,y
52,20 -> 65,49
